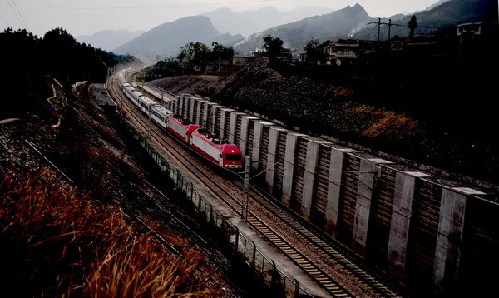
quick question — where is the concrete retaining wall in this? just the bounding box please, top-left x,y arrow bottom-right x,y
165,94 -> 497,296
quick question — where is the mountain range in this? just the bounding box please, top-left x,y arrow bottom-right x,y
77,30 -> 144,52
93,0 -> 495,60
113,16 -> 243,61
200,6 -> 333,37
234,0 -> 496,54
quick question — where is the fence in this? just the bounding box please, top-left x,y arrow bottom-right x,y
119,115 -> 311,297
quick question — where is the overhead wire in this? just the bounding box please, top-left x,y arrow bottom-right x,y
30,1 -> 279,10
5,0 -> 27,29
0,14 -> 9,27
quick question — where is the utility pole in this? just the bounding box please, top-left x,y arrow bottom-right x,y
369,18 -> 382,42
242,156 -> 250,221
386,19 -> 401,41
369,18 -> 401,42
218,51 -> 221,72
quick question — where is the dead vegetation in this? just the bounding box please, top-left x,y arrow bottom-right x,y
348,105 -> 421,139
0,80 -> 241,297
0,167 -> 217,297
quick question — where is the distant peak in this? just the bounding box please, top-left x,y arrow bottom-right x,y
213,7 -> 233,13
177,15 -> 209,21
174,15 -> 212,24
258,6 -> 279,12
344,2 -> 367,14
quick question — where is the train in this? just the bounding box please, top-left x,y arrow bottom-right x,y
118,77 -> 243,170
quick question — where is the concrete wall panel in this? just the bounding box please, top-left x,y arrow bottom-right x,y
325,148 -> 355,232
265,127 -> 286,194
282,133 -> 306,206
239,116 -> 259,158
388,171 -> 428,273
301,140 -> 322,220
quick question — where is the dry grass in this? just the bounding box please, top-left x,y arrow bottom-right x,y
197,75 -> 221,82
0,167 -> 216,297
349,105 -> 421,139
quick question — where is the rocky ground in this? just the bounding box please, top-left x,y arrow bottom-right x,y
0,79 -> 271,297
149,57 -> 498,188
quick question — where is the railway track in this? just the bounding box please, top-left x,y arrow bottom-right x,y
241,183 -> 400,297
107,74 -> 401,297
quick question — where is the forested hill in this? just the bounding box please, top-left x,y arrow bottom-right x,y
0,28 -> 135,117
234,4 -> 371,55
352,0 -> 498,39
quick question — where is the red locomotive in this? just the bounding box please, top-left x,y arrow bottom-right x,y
190,128 -> 243,170
166,115 -> 243,170
119,79 -> 243,171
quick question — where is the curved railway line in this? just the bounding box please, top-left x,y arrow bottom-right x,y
107,74 -> 402,297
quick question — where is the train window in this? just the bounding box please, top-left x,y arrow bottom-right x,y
225,154 -> 241,161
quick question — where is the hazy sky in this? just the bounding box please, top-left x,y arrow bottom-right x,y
1,0 -> 443,37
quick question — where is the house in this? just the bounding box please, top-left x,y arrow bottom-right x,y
205,58 -> 233,72
89,83 -> 116,107
401,35 -> 442,56
325,39 -> 360,66
457,22 -> 482,37
298,51 -> 307,62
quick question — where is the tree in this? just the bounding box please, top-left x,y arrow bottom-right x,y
304,39 -> 329,64
211,42 -> 234,60
1,27 -> 135,116
177,42 -> 210,64
408,15 -> 418,37
211,42 -> 235,71
177,41 -> 235,73
263,35 -> 284,58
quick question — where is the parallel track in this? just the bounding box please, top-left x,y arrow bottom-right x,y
108,75 -> 401,297
242,184 -> 399,297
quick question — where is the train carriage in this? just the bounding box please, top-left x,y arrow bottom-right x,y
190,128 -> 243,170
138,95 -> 156,114
166,115 -> 200,143
150,105 -> 171,129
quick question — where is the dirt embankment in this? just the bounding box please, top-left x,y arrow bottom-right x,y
150,57 -> 498,187
0,80 -> 249,297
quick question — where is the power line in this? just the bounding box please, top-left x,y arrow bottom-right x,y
6,0 -> 27,29
22,1 -> 280,10
368,18 -> 401,42
0,14 -> 9,27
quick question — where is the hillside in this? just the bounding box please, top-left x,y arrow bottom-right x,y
0,76 -> 270,296
149,56 -> 499,186
233,4 -> 371,55
0,28 -> 135,119
352,0 -> 498,40
114,16 -> 243,60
